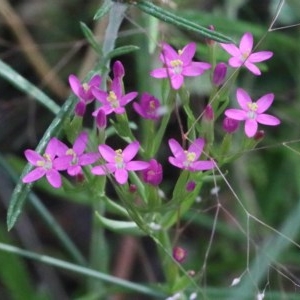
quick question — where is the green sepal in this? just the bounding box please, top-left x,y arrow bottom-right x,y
95,212 -> 145,236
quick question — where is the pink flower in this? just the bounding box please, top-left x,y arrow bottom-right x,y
22,138 -> 70,188
91,141 -> 149,185
54,132 -> 99,176
150,42 -> 211,90
225,88 -> 280,137
69,74 -> 101,116
69,74 -> 101,103
133,93 -> 161,120
168,138 -> 215,171
220,32 -> 273,75
92,77 -> 138,116
142,159 -> 163,186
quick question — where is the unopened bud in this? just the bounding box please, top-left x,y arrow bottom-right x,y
113,60 -> 125,79
254,130 -> 265,141
186,181 -> 196,192
75,101 -> 86,117
213,62 -> 227,86
173,246 -> 187,263
204,104 -> 214,121
222,117 -> 239,134
96,109 -> 107,130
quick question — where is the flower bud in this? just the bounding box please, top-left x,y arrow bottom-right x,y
75,101 -> 86,117
173,246 -> 187,263
222,117 -> 239,134
203,104 -> 214,121
186,181 -> 196,192
142,159 -> 163,186
113,60 -> 125,79
254,130 -> 265,141
213,63 -> 227,86
96,109 -> 107,130
206,25 -> 216,46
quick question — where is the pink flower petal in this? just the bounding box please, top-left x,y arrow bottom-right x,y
168,157 -> 183,169
91,165 -> 110,175
54,156 -> 72,171
111,77 -> 122,98
150,68 -> 168,79
170,74 -> 184,90
245,119 -> 258,137
93,89 -> 108,103
22,167 -> 46,183
115,169 -> 128,185
193,160 -> 215,171
236,88 -> 252,110
79,153 -> 100,165
220,43 -> 240,57
68,74 -> 81,96
244,61 -> 261,75
168,139 -> 184,158
182,62 -> 211,76
99,144 -> 116,163
126,161 -> 149,171
160,43 -> 178,62
68,165 -> 82,176
73,132 -> 88,155
188,138 -> 204,158
256,114 -> 280,126
88,74 -> 101,87
24,150 -> 43,165
180,42 -> 196,64
239,32 -> 253,54
225,109 -> 247,121
122,141 -> 140,162
46,138 -> 61,158
121,92 -> 138,106
228,57 -> 243,68
249,51 -> 273,63
256,93 -> 274,113
46,169 -> 62,188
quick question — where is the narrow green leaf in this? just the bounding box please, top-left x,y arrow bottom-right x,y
94,0 -> 113,20
130,0 -> 235,43
7,95 -> 77,231
80,22 -> 103,54
105,45 -> 140,61
0,59 -> 59,114
95,212 -> 145,236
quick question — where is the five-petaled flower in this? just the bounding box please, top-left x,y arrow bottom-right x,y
22,138 -> 70,188
168,138 -> 215,171
92,77 -> 138,116
91,141 -> 149,185
150,42 -> 211,90
133,93 -> 161,120
220,32 -> 273,75
54,132 -> 100,176
225,88 -> 280,137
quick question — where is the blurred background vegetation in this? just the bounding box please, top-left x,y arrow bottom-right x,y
0,0 -> 300,299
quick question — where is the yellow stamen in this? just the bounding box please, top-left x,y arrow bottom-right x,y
248,102 -> 258,111
170,59 -> 183,67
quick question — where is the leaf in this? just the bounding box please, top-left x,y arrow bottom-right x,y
95,212 -> 145,236
0,59 -> 59,114
105,45 -> 140,61
132,0 -> 235,43
94,0 -> 113,20
80,22 -> 102,54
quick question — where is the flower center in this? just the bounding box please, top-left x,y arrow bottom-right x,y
82,83 -> 90,91
37,153 -> 52,169
114,149 -> 124,168
170,59 -> 183,74
183,151 -> 196,167
248,102 -> 258,111
107,91 -> 119,108
241,51 -> 250,61
66,148 -> 78,165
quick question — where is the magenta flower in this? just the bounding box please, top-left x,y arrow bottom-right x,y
91,141 -> 149,185
133,93 -> 161,120
69,74 -> 101,103
220,32 -> 273,75
150,42 -> 211,90
225,88 -> 280,138
168,138 -> 215,171
222,117 -> 239,134
54,132 -> 99,176
22,138 -> 70,188
142,159 -> 163,186
92,77 -> 138,116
